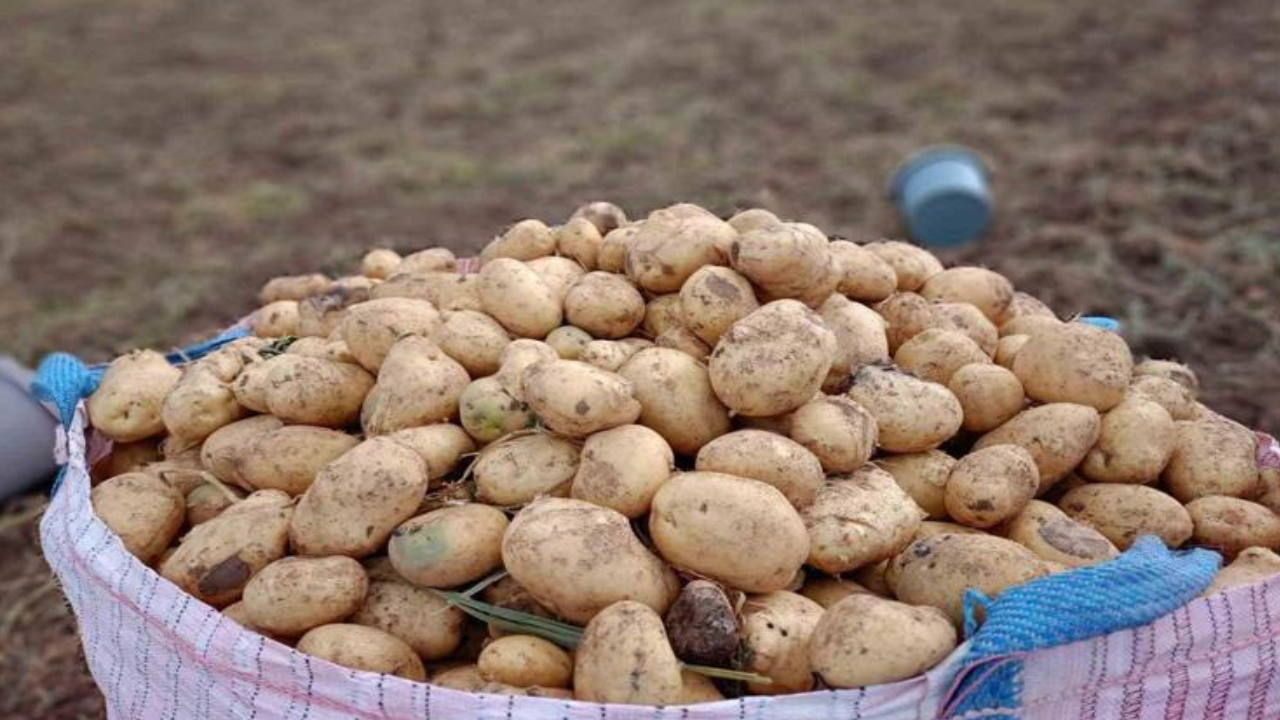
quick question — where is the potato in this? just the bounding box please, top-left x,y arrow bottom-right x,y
931,302 -> 999,357
522,360 -> 641,437
495,339 -> 559,402
432,664 -> 486,691
789,395 -> 878,473
920,267 -> 1015,323
1186,497 -> 1280,559
290,437 -> 429,558
526,255 -> 586,303
677,266 -> 758,346
562,272 -> 645,339
200,415 -> 285,488
552,217 -> 603,270
654,324 -> 712,360
740,591 -> 824,695
597,224 -> 639,274
477,635 -> 573,688
296,624 -> 426,680
945,445 -> 1039,529
92,472 -> 184,564
242,556 -> 368,636
641,293 -> 683,337
846,365 -> 962,453
829,240 -> 897,303
259,273 -> 332,303
573,601 -> 683,704
727,207 -> 781,235
619,348 -> 731,455
297,287 -> 368,338
974,403 -> 1101,492
809,594 -> 957,688
818,295 -> 890,382
1162,420 -> 1260,501
803,467 -> 924,573
331,274 -> 377,294
159,489 -> 293,606
999,314 -> 1063,339
800,576 -> 869,608
385,505 -> 508,591
353,577 -> 466,659
570,424 -> 673,518
360,248 -> 402,279
894,328 -> 989,385
1126,375 -> 1196,421
994,334 -> 1030,369
731,223 -> 832,301
503,499 -> 679,623
386,424 -> 475,482
876,450 -> 955,519
853,560 -> 892,597
887,533 -> 1047,626
261,355 -> 374,428
399,248 -> 457,275
87,350 -> 182,442
1013,322 -> 1133,411
874,292 -> 935,353
473,433 -> 578,505
943,363 -> 1024,434
477,259 -> 563,338
570,201 -> 628,236
1003,500 -> 1119,567
480,576 -> 555,638
94,439 -> 161,482
579,339 -> 643,371
252,301 -> 301,337
458,377 -> 533,443
235,426 -> 359,496
1133,359 -> 1199,393
361,337 -> 469,435
372,271 -> 480,310
1058,484 -> 1193,550
864,241 -> 943,291
679,671 -> 726,704
429,310 -> 511,377
546,325 -> 592,359
481,219 -> 556,264
1079,397 -> 1175,484
160,365 -> 243,446
625,214 -> 731,293
663,580 -> 740,667
1204,547 -> 1280,596
998,291 -> 1056,327
709,300 -> 837,417
695,430 -> 823,509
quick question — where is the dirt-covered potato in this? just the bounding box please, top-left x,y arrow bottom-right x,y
997,291 -> 1056,326
571,424 -> 674,518
887,533 -> 1047,626
625,213 -> 731,293
372,271 -> 481,311
579,339 -> 645,371
789,395 -> 878,474
810,594 -> 957,688
1133,359 -> 1199,393
874,292 -> 935,353
999,314 -> 1063,339
1079,397 -> 1175,484
259,355 -> 374,428
818,294 -> 890,384
828,240 -> 897,303
945,445 -> 1039,529
480,219 -> 556,264
235,425 -> 359,496
1003,500 -> 1119,568
995,334 -> 1031,369
92,472 -> 185,564
679,266 -> 759,346
359,248 -> 402,279
386,423 -> 475,483
1013,322 -> 1133,411
87,350 -> 182,442
477,258 -> 563,338
973,403 -> 1101,492
473,433 -> 579,505
554,217 -> 604,270
94,440 -> 162,482
641,294 -> 683,337
876,450 -> 955,520
562,271 -> 645,339
503,499 -> 679,623
458,376 -> 535,443
709,300 -> 837,417
864,241 -> 943,291
495,339 -> 559,402
296,286 -> 368,338
290,437 -> 429,558
727,207 -> 781,235
398,248 -> 456,275
350,578 -> 465,660
574,601 -> 684,705
339,298 -> 442,372
1127,375 -> 1196,421
731,223 -> 832,302
1058,484 -> 1193,550
1186,497 -> 1280,559
570,201 -> 628,237
596,226 -> 640,277
654,323 -> 712,360
803,467 -> 924,574
695,430 -> 823,509
846,365 -> 962,453
252,300 -> 301,338
920,267 -> 1015,323
430,310 -> 511,377
546,325 -> 592,359
361,336 -> 469,435
740,591 -> 825,695
199,415 -> 283,488
185,481 -> 242,526
799,576 -> 869,608
663,580 -> 740,667
259,273 -> 332,303
946,363 -> 1025,433
894,328 -> 989,385
1162,420 -> 1260,501
388,504 -> 508,587
931,302 -> 999,357
651,472 -> 808,592
522,359 -> 641,436
477,635 -> 573,688
160,364 -> 244,446
296,624 -> 426,681
242,556 -> 368,636
1204,548 -> 1280,596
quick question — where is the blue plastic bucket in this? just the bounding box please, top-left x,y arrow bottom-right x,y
890,147 -> 991,247
1079,316 -> 1122,333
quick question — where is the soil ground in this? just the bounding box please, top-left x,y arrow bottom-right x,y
2,0 -> 1278,717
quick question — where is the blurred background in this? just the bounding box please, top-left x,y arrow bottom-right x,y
2,0 -> 1278,716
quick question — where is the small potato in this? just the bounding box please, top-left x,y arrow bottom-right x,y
432,664 -> 486,691
1204,547 -> 1280,596
262,355 -> 374,428
161,365 -> 244,445
948,363 -> 1025,433
1162,420 -> 1259,501
243,556 -> 368,636
200,415 -> 285,488
495,339 -> 559,402
431,310 -> 511,377
709,300 -> 837,417
389,504 -> 508,588
1133,359 -> 1199,393
473,433 -> 579,505
818,295 -> 890,380
974,403 -> 1101,492
350,578 -> 466,660
572,424 -> 674,518
259,273 -> 332,303
87,350 -> 182,442
931,302 -> 999,357
481,219 -> 556,264
1127,375 -> 1196,421
574,601 -> 684,705
994,334 -> 1031,369
829,240 -> 897,303
527,256 -> 586,303
803,467 -> 924,574
563,272 -> 646,339
887,533 -> 1047,626
597,224 -> 640,274
727,207 -> 781,235
478,259 -> 563,338
1080,398 -> 1175,484
478,635 -> 573,688
679,266 -> 759,346
580,339 -> 645,371
361,337 -> 469,435
864,240 -> 943,291
997,291 -> 1056,327
546,325 -> 592,359
237,425 -> 359,496
944,445 -> 1039,529
876,450 -> 955,519
800,576 -> 870,608
625,214 -> 732,293
663,580 -> 740,667
1186,497 -> 1280,559
846,365 -> 962,453
398,247 -> 457,275
809,594 -> 956,688
92,472 -> 185,564
522,359 -> 641,437
1058,484 -> 1193,550
1013,322 -> 1133,411
620,348 -> 731,455
874,292 -> 935,353
386,424 -> 475,482
252,301 -> 301,337
361,248 -> 403,279
555,217 -> 604,269
740,591 -> 824,695
569,201 -> 628,236
1003,500 -> 1119,567
654,324 -> 711,360
695,430 -> 823,509
503,499 -> 679,623
296,624 -> 426,681
789,395 -> 878,473
731,223 -> 832,302
642,294 -> 684,337
651,472 -> 809,592
459,376 -> 535,443
894,328 -> 989,385
920,267 -> 1015,323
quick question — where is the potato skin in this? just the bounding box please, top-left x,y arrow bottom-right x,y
1204,547 -> 1280,596
262,355 -> 374,428
727,207 -> 781,235
495,339 -> 559,402
522,360 -> 641,437
651,472 -> 810,593
478,258 -> 563,338
874,292 -> 935,353
931,303 -> 999,357
350,578 -> 465,660
296,624 -> 426,681
695,430 -> 823,509
339,298 -> 442,372
545,325 -> 592,360
1133,359 -> 1199,393
810,594 -> 957,688
789,395 -> 878,474
473,433 -> 578,505
388,504 -> 508,588
1127,375 -> 1197,421
260,273 -> 332,303
920,267 -> 1014,323
1080,397 -> 1175,484
894,328 -> 989,385
87,350 -> 182,442
948,363 -> 1025,433
431,310 -> 511,377
888,533 -> 1047,626
846,365 -> 962,453
1058,484 -> 1193,550
481,219 -> 556,264
1013,322 -> 1133,411
708,300 -> 837,417
1186,497 -> 1280,559
1003,500 -> 1119,568
800,576 -> 870,608
818,294 -> 890,381
92,472 -> 185,564
803,467 -> 924,574
1162,420 -> 1260,501
625,214 -> 731,293
361,337 -> 470,435
679,266 -> 759,346
556,216 -> 604,269
654,324 -> 712,361
974,403 -> 1101,492
237,426 -> 359,496
619,348 -> 732,455
243,556 -> 368,637
564,271 -> 646,339
995,335 -> 1031,369
386,423 -> 475,482
864,241 -> 943,292
571,424 -> 674,518
574,601 -> 684,705
478,635 -> 573,688
458,376 -> 535,444
740,591 -> 825,695
876,450 -> 956,520
829,241 -> 897,302
730,223 -> 831,302
944,445 -> 1039,529
160,365 -> 245,445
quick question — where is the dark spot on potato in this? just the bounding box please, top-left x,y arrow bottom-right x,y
575,400 -> 591,416
197,554 -> 251,596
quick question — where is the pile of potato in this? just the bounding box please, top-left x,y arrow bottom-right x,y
86,201 -> 1280,704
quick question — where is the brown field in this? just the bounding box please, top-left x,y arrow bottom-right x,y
2,0 -> 1278,716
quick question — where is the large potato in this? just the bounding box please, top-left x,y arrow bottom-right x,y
545,325 -> 592,360
388,504 -> 508,587
625,214 -> 732,293
829,240 -> 897,302
473,433 -> 578,505
1133,358 -> 1199,393
339,298 -> 441,372
87,350 -> 182,442
458,376 -> 535,443
160,364 -> 243,446
789,395 -> 878,473
864,241 -> 943,291
810,594 -> 956,688
92,472 -> 184,564
1204,547 -> 1280,596
478,258 -> 563,338
503,499 -> 678,623
574,602 -> 683,705
679,266 -> 759,345
876,450 -> 955,520
597,224 -> 640,274
1080,397 -> 1175,484
262,355 -> 374,427
651,472 -> 809,592
290,437 -> 429,558
727,207 -> 781,235
1013,322 -> 1133,411
947,363 -> 1025,433
894,328 -> 989,385
846,365 -> 962,453
259,273 -> 331,303
920,267 -> 1014,322
944,445 -> 1039,529
296,624 -> 426,681
695,430 -> 823,509
350,578 -> 466,660
709,300 -> 837,417
803,467 -> 924,574
974,403 -> 1101,492
818,294 -> 890,383
1004,500 -> 1119,567
522,360 -> 641,436
887,533 -> 1047,625
1058,484 -> 1193,549
478,635 -> 573,688
874,292 -> 934,353
481,219 -> 556,263
1186,497 -> 1280,559
555,216 -> 604,269
361,337 -> 469,435
730,223 -> 832,302
571,424 -> 674,518
1127,375 -> 1196,421
740,591 -> 824,695
1162,420 -> 1259,501
387,423 -> 475,482
931,302 -> 999,357
563,271 -> 645,339
495,339 -> 558,402
430,310 -> 511,377
200,415 -> 285,488
236,425 -> 359,496
242,556 -> 368,636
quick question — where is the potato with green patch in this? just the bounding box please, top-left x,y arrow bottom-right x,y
296,624 -> 426,680
944,445 -> 1039,529
473,433 -> 579,505
1003,500 -> 1119,568
803,467 -> 924,574
87,350 -> 182,443
846,365 -> 962,453
388,504 -> 508,588
574,601 -> 684,705
522,359 -> 641,437
695,430 -> 823,509
1013,322 -> 1133,411
92,472 -> 185,564
458,377 -> 535,443
242,556 -> 368,636
361,337 -> 469,435
810,594 -> 957,688
1058,484 -> 1193,550
571,424 -> 674,518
